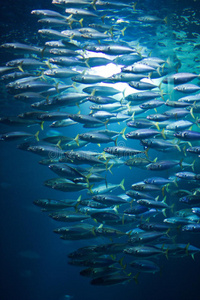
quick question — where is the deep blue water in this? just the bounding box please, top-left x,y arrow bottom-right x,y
1,1 -> 200,300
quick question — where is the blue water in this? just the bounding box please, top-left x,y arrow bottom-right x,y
1,1 -> 200,299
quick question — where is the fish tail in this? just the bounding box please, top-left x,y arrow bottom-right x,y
101,14 -> 107,23
191,160 -> 195,171
162,209 -> 167,217
91,227 -> 96,236
88,184 -> 94,194
190,107 -> 195,119
85,58 -> 90,68
170,203 -> 175,213
122,88 -> 126,100
104,119 -> 109,128
132,2 -> 137,11
40,121 -> 44,130
74,202 -> 80,212
158,81 -> 162,91
154,122 -> 160,130
67,14 -> 73,21
120,127 -> 127,140
113,205 -> 118,214
160,89 -> 165,100
126,101 -> 131,112
35,131 -> 39,141
180,158 -> 183,170
131,111 -> 135,120
68,20 -> 73,30
163,16 -> 168,25
91,0 -> 97,10
157,67 -> 161,77
41,46 -> 46,59
56,140 -> 62,150
174,177 -> 178,187
182,145 -> 187,157
109,26 -> 113,37
133,272 -> 139,284
74,134 -> 80,146
102,151 -> 107,161
56,82 -> 60,94
77,195 -> 82,202
144,148 -> 149,158
185,242 -> 190,256
119,257 -> 126,268
114,136 -> 118,146
46,60 -> 52,70
161,128 -> 166,139
85,172 -> 92,185
121,27 -> 127,36
161,186 -> 165,197
108,164 -> 113,174
79,18 -> 83,27
72,82 -> 78,91
120,178 -> 125,190
165,184 -> 170,193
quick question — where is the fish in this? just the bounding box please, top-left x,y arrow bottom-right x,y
92,194 -> 130,206
83,86 -> 121,96
174,83 -> 200,94
182,224 -> 200,233
46,175 -> 83,192
174,130 -> 200,141
33,198 -> 77,210
78,132 -> 117,145
128,231 -> 167,244
80,266 -> 120,279
104,146 -> 145,157
146,160 -> 182,171
125,91 -> 161,102
162,72 -> 199,84
126,128 -> 161,139
130,260 -> 160,273
0,131 -> 39,141
123,245 -> 163,257
90,274 -> 131,286
88,179 -> 125,195
49,211 -> 91,222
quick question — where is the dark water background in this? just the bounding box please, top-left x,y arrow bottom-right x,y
1,1 -> 200,300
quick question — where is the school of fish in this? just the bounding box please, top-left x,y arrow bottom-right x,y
1,0 -> 200,287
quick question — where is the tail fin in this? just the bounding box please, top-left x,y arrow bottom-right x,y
120,179 -> 125,190
74,134 -> 79,146
35,131 -> 40,141
191,160 -> 195,172
40,121 -> 44,130
79,18 -> 83,27
120,127 -> 127,140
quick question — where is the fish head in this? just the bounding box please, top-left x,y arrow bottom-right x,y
182,225 -> 195,232
179,196 -> 189,204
